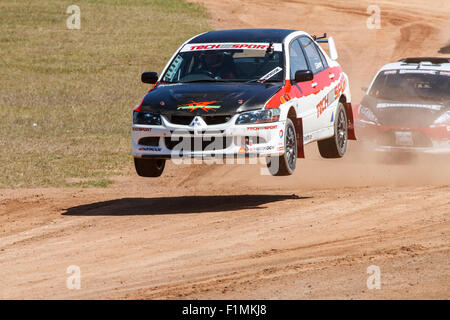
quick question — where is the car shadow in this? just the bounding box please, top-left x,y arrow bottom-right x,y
62,194 -> 310,216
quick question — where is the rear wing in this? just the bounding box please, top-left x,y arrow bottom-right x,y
398,57 -> 450,64
313,33 -> 338,61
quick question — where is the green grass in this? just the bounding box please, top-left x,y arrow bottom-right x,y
0,0 -> 211,188
64,178 -> 115,188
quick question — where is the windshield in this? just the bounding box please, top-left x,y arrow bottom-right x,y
162,45 -> 284,83
369,70 -> 450,102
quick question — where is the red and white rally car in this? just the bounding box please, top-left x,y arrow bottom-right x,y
354,57 -> 450,154
132,29 -> 356,176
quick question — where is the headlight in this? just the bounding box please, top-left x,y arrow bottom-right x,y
434,111 -> 450,125
236,109 -> 280,124
133,111 -> 161,125
358,105 -> 378,123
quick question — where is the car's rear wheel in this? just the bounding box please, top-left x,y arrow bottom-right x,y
318,102 -> 348,158
134,158 -> 165,177
266,118 -> 297,176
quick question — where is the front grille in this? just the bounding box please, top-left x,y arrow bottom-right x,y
164,136 -> 233,151
170,115 -> 194,125
168,115 -> 232,126
138,137 -> 160,146
170,130 -> 225,135
377,109 -> 439,127
204,115 -> 232,125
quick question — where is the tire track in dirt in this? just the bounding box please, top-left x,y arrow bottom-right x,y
1,181 -> 448,299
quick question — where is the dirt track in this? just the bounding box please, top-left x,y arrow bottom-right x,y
1,0 -> 449,299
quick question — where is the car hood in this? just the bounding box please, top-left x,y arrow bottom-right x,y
140,82 -> 282,116
361,95 -> 449,126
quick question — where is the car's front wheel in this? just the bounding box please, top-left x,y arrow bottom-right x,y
266,118 -> 297,176
134,158 -> 165,177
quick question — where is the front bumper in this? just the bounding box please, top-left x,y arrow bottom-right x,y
355,120 -> 450,154
132,115 -> 286,159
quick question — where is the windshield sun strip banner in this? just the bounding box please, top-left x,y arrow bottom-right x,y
398,70 -> 437,74
376,103 -> 441,111
181,43 -> 283,52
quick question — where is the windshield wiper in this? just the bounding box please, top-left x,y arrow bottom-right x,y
179,79 -> 228,83
246,78 -> 282,84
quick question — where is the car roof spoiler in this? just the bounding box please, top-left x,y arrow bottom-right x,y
398,57 -> 450,64
314,33 -> 338,60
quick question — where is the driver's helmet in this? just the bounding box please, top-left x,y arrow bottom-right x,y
202,51 -> 225,70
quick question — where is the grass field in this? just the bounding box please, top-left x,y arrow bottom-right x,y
0,0 -> 210,188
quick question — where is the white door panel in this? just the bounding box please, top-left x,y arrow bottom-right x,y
294,92 -> 322,136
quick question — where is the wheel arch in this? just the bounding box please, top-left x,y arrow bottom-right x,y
339,94 -> 357,140
286,107 -> 305,158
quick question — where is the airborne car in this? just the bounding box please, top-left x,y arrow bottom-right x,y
354,57 -> 450,154
132,29 -> 355,176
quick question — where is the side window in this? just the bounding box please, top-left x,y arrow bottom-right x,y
369,73 -> 387,97
299,37 -> 325,74
315,44 -> 328,69
289,39 -> 308,80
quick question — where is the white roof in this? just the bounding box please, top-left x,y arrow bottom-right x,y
379,60 -> 450,72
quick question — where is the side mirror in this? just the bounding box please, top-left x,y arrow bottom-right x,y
294,70 -> 313,82
141,72 -> 158,84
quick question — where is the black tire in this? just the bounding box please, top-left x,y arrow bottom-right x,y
318,102 -> 348,158
134,158 -> 165,177
266,118 -> 297,176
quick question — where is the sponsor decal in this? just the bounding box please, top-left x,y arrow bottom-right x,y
399,70 -> 437,75
277,146 -> 284,151
138,146 -> 162,152
238,99 -> 244,104
247,125 -> 277,131
133,127 -> 151,132
182,43 -> 283,52
280,93 -> 291,104
256,145 -> 274,151
383,70 -> 397,75
316,93 -> 329,118
177,101 -> 222,112
313,75 -> 346,119
258,67 -> 283,82
164,55 -> 183,81
376,103 -> 441,111
279,129 -> 284,138
330,111 -> 334,122
304,133 -> 313,142
238,146 -> 247,154
440,71 -> 450,76
160,101 -> 165,106
334,76 -> 346,101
